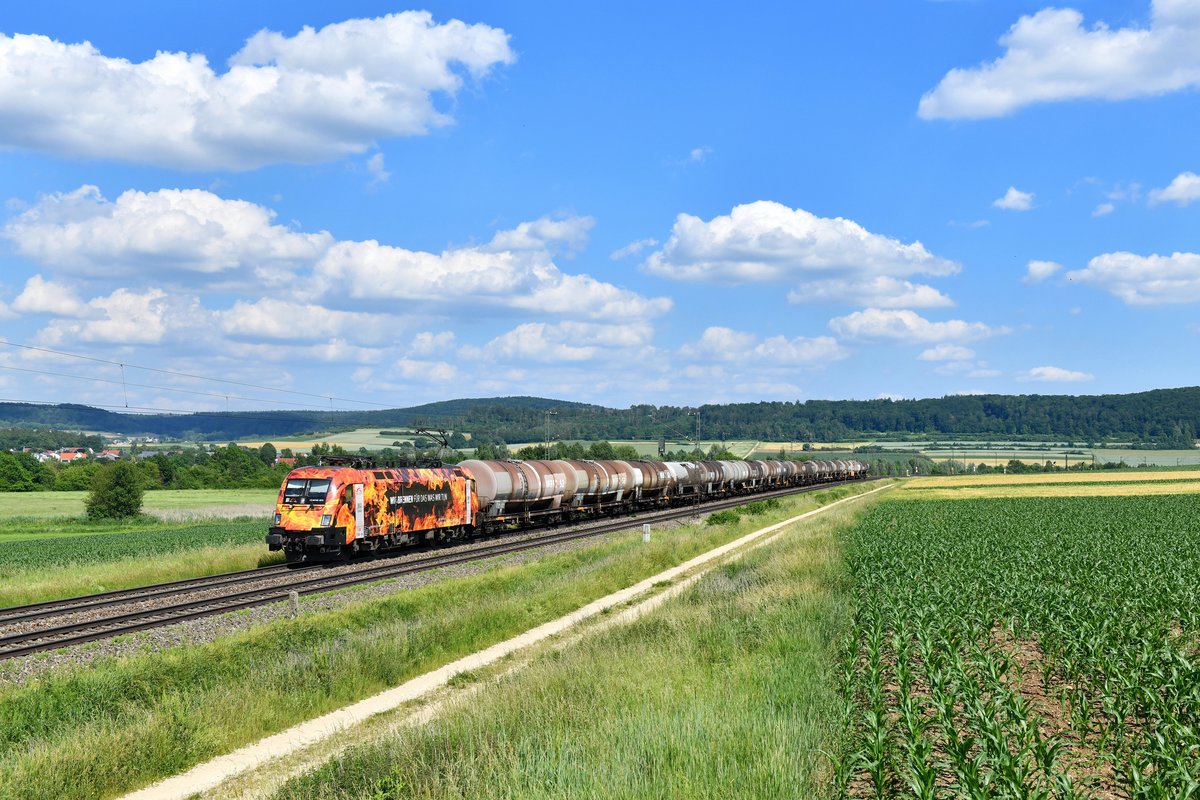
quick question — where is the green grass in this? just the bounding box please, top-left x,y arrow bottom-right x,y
273,497 -> 868,800
0,484 -> 878,800
0,489 -> 276,519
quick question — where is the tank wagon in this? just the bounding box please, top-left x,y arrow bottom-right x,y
267,456 -> 870,563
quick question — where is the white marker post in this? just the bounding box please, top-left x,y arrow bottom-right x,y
642,523 -> 651,543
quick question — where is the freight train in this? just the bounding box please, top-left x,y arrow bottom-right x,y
266,456 -> 869,563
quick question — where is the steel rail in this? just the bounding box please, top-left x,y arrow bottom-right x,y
0,478 -> 868,660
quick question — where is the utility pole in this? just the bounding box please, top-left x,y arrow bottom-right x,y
544,409 -> 557,455
689,410 -> 701,448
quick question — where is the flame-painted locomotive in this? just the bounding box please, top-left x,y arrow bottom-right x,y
266,456 -> 869,563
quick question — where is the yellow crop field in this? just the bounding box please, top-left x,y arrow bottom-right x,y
905,469 -> 1200,488
902,480 -> 1200,500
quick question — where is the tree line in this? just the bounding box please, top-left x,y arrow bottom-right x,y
2,387 -> 1199,445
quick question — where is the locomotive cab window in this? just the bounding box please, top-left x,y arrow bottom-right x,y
283,478 -> 332,505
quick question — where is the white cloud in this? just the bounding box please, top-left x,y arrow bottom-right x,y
366,153 -> 391,186
610,238 -> 658,260
689,146 -> 713,162
3,186 -> 331,281
993,187 -> 1034,211
0,13 -> 514,169
681,326 -> 846,365
1149,171 -> 1200,206
38,288 -> 180,345
316,222 -> 670,321
1066,251 -> 1200,304
1024,259 -> 1063,283
1092,202 -> 1115,217
918,344 -> 976,361
409,331 -> 456,356
486,215 -> 594,253
218,298 -> 392,342
391,357 -> 457,382
12,275 -> 88,316
643,200 -> 959,283
5,188 -> 669,322
788,276 -> 954,308
1018,365 -> 1095,382
829,308 -> 1007,343
919,1 -> 1200,119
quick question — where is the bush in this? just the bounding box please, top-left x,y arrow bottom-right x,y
706,509 -> 743,527
85,461 -> 145,519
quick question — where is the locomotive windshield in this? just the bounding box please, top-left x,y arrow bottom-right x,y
282,478 -> 332,506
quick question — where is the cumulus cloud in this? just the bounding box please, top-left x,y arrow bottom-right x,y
37,288 -> 182,345
993,187 -> 1034,211
3,185 -> 331,281
315,223 -> 670,320
919,1 -> 1200,119
0,12 -> 513,170
1024,259 -> 1063,283
1149,171 -> 1200,206
918,344 -> 976,361
485,215 -> 595,254
829,308 -> 1007,343
1018,365 -> 1095,382
468,321 -> 657,363
681,326 -> 846,365
391,357 -> 457,382
787,276 -> 953,308
409,331 -> 456,356
1092,203 -> 1115,217
12,275 -> 88,316
1066,251 -> 1200,304
218,298 -> 393,343
5,187 -> 668,322
643,200 -> 959,283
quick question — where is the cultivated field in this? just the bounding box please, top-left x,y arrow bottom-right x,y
837,492 -> 1200,795
0,489 -> 276,520
235,428 -> 429,451
0,489 -> 279,607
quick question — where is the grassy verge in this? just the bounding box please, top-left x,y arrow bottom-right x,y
272,495 -> 872,799
0,483 -> 879,800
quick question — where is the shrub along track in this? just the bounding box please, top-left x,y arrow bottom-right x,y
0,479 -> 869,660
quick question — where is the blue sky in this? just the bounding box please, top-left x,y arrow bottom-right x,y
0,0 -> 1197,413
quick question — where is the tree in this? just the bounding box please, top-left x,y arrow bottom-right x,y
258,442 -> 277,466
85,461 -> 145,519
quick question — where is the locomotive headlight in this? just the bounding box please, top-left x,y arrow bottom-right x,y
274,513 -> 281,525
321,514 -> 332,527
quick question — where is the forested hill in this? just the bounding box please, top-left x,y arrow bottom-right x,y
0,387 -> 1198,445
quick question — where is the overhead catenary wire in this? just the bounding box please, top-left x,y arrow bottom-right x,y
0,363 -> 345,411
0,339 -> 393,408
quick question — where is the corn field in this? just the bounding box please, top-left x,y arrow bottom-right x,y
836,495 -> 1200,798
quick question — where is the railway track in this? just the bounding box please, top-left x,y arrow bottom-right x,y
0,479 -> 866,660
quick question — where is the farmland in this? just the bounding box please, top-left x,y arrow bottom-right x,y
836,493 -> 1200,796
0,488 -> 276,520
